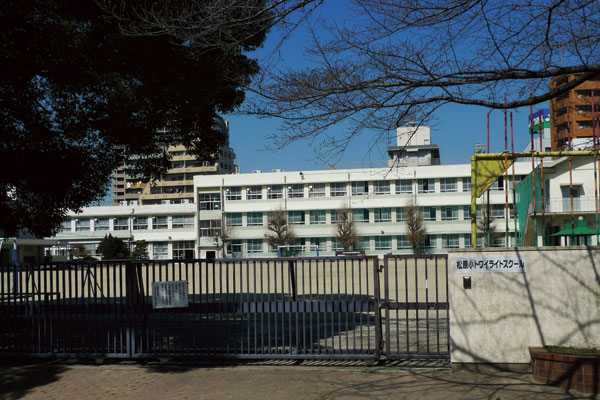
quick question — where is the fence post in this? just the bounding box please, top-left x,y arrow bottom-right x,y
373,256 -> 383,361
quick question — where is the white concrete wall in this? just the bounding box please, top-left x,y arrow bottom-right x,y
449,247 -> 600,364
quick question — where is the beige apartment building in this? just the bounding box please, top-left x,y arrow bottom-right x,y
111,117 -> 238,206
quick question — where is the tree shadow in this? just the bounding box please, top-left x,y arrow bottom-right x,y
0,361 -> 66,400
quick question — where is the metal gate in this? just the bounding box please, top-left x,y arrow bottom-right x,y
381,254 -> 450,360
1,255 -> 448,361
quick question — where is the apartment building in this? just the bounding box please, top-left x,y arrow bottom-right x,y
111,116 -> 238,206
550,74 -> 600,151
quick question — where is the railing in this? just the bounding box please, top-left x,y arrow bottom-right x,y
544,196 -> 599,213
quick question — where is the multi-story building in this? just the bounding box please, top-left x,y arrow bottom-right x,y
194,163 -> 532,258
48,203 -> 197,260
550,74 -> 600,151
111,116 -> 238,206
387,124 -> 441,167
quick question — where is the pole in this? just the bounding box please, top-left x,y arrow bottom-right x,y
593,91 -> 599,245
567,106 -> 575,246
471,156 -> 478,248
487,111 -> 491,247
504,94 -> 509,246
530,100 -> 538,246
538,110 -> 546,245
510,112 -> 518,246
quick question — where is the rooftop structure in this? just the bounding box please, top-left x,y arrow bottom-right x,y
387,125 -> 441,167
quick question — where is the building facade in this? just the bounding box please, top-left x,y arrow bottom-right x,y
111,117 -> 238,206
550,74 -> 600,151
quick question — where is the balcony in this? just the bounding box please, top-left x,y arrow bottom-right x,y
544,196 -> 598,213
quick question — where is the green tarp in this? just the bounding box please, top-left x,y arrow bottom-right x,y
515,167 -> 542,246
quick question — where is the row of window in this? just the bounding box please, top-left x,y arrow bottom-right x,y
61,215 -> 195,232
221,205 -> 513,228
226,234 -> 507,254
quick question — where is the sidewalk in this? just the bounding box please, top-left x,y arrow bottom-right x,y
0,360 -> 593,400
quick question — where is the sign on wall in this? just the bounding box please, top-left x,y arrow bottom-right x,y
152,280 -> 189,308
454,255 -> 525,273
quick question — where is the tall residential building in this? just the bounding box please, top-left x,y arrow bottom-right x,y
550,74 -> 600,151
111,117 -> 238,206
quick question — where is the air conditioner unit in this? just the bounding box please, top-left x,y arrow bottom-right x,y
182,199 -> 190,204
272,169 -> 283,173
161,200 -> 171,205
119,200 -> 127,206
130,200 -> 139,206
252,170 -> 262,173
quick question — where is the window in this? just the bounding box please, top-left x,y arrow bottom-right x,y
352,181 -> 369,196
247,239 -> 263,253
397,235 -> 411,249
226,187 -> 242,200
331,238 -> 343,250
330,182 -> 347,197
441,206 -> 458,221
374,236 -> 392,250
226,213 -> 242,226
422,207 -> 436,221
308,183 -> 326,197
374,181 -> 390,195
289,211 -> 305,224
353,209 -> 370,223
75,219 -> 90,232
246,186 -> 262,200
442,234 -> 460,248
310,237 -> 327,251
440,178 -> 457,192
396,180 -> 412,194
247,212 -> 263,226
395,207 -> 406,222
173,241 -> 194,259
490,178 -> 505,191
464,234 -> 472,248
491,204 -> 506,219
358,237 -> 371,250
309,210 -> 327,224
133,217 -> 148,230
424,235 -> 436,248
463,177 -> 471,192
153,242 -> 168,260
172,215 -> 194,229
199,220 -> 221,237
418,179 -> 435,193
463,206 -> 471,220
113,217 -> 129,230
199,193 -> 221,210
94,218 -> 109,231
330,210 -> 338,224
228,240 -> 243,257
267,185 -> 283,199
152,216 -> 168,229
374,208 -> 391,222
288,184 -> 304,198
60,220 -> 72,232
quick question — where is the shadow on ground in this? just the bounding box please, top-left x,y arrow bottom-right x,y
0,361 -> 66,400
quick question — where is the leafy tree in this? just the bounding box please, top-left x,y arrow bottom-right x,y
0,0 -> 271,237
265,209 -> 295,252
251,0 -> 600,158
131,240 -> 149,260
97,234 -> 130,260
405,201 -> 427,255
335,207 -> 358,251
477,207 -> 500,248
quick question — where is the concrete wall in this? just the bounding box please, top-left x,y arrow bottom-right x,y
449,247 -> 600,365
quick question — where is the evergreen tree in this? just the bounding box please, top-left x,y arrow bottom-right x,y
131,240 -> 149,260
97,234 -> 130,260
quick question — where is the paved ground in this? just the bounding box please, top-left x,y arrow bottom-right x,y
0,360 -> 594,400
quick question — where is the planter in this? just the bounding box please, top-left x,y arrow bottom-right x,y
530,347 -> 599,394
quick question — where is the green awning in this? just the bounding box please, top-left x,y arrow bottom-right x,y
551,221 -> 600,236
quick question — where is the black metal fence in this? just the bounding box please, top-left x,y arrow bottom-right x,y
0,255 -> 449,361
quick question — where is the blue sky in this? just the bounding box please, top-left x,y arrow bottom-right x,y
224,4 -> 549,173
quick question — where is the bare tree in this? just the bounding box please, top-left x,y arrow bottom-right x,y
213,223 -> 232,257
477,207 -> 500,247
405,201 -> 427,255
249,0 -> 600,159
265,208 -> 295,251
335,207 -> 358,251
96,0 -> 322,52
